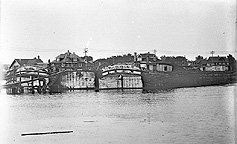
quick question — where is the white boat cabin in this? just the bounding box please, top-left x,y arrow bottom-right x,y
156,63 -> 173,72
143,63 -> 173,72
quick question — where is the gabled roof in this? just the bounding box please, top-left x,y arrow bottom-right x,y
138,53 -> 156,57
9,58 -> 44,69
207,56 -> 228,62
70,53 -> 81,59
54,50 -> 84,63
56,54 -> 66,59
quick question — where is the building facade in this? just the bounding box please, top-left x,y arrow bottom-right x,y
49,50 -> 95,90
50,50 -> 94,72
200,56 -> 231,71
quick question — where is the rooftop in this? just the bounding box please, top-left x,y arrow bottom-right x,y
9,57 -> 44,69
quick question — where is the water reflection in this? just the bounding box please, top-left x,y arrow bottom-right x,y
139,93 -> 175,105
99,89 -> 176,106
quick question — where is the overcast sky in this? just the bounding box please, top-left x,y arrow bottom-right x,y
1,0 -> 236,64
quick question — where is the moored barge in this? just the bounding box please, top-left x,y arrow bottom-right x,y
141,63 -> 236,92
140,54 -> 237,92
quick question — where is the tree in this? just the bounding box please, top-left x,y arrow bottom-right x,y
160,55 -> 166,61
195,55 -> 204,61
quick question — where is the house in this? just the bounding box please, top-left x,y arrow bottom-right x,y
136,52 -> 157,63
135,52 -> 158,70
51,50 -> 94,71
207,56 -> 229,66
9,56 -> 44,70
200,56 -> 230,71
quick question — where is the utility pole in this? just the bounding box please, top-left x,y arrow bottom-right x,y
153,49 -> 157,61
84,48 -> 88,69
210,51 -> 215,58
84,48 -> 88,57
153,49 -> 157,56
210,51 -> 215,67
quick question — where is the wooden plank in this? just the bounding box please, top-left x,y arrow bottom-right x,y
21,130 -> 73,136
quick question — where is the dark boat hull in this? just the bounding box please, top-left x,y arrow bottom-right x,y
141,71 -> 237,92
48,70 -> 96,93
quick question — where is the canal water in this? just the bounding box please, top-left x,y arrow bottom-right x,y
0,84 -> 236,144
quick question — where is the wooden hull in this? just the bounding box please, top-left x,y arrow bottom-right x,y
48,70 -> 95,93
141,71 -> 237,92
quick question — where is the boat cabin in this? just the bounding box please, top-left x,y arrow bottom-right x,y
156,63 -> 173,72
142,62 -> 173,72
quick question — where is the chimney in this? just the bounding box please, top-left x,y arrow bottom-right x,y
134,52 -> 137,62
147,52 -> 150,63
37,55 -> 40,59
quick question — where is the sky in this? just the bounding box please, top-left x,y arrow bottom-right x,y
0,0 -> 236,64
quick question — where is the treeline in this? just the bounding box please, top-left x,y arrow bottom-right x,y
93,53 -> 236,69
94,53 -> 134,68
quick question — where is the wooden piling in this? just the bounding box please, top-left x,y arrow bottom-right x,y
94,71 -> 100,92
121,75 -> 124,91
37,71 -> 41,94
31,76 -> 35,94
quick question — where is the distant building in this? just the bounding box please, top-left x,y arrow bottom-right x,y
200,56 -> 231,71
51,50 -> 94,71
135,52 -> 159,70
136,52 -> 157,63
207,56 -> 229,66
9,56 -> 44,70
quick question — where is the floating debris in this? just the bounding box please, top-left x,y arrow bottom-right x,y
83,120 -> 96,122
21,130 -> 73,136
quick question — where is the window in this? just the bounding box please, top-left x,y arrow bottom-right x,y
137,57 -> 142,61
164,66 -> 167,71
